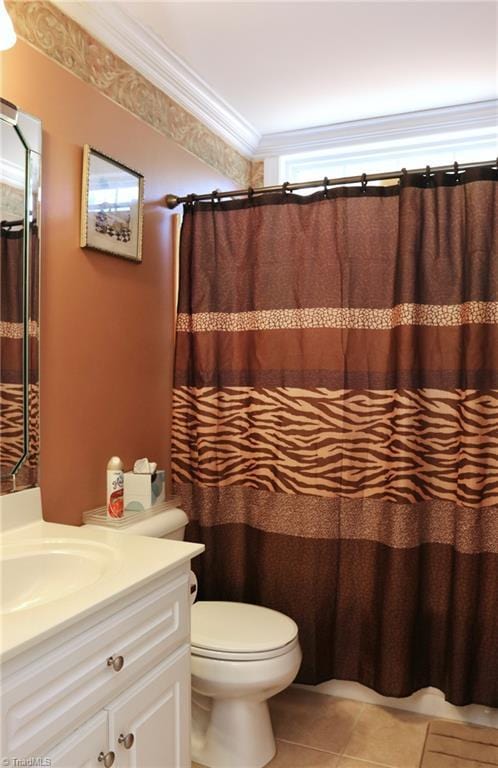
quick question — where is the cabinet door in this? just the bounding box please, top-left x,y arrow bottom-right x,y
45,711 -> 111,768
107,645 -> 190,768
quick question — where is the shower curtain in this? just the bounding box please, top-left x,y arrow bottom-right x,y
172,166 -> 498,708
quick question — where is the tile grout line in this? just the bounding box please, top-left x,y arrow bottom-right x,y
275,737 -> 341,756
339,701 -> 430,767
274,738 -> 397,768
274,701 -> 369,761
272,692 -> 431,768
338,757 -> 400,768
419,720 -> 431,768
338,701 -> 367,757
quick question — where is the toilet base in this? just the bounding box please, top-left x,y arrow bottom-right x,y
192,695 -> 276,768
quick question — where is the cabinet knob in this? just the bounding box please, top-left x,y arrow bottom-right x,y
107,655 -> 124,672
98,751 -> 115,767
118,732 -> 135,749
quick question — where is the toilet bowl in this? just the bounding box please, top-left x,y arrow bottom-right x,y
86,504 -> 302,768
191,600 -> 302,768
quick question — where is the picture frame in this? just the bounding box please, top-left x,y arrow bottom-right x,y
80,145 -> 144,262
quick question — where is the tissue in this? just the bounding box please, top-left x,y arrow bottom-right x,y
133,458 -> 158,475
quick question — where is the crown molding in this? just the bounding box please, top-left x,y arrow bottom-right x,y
0,158 -> 24,189
255,99 -> 498,159
46,3 -> 498,165
55,1 -> 261,158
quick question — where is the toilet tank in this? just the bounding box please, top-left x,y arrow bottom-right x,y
109,506 -> 188,540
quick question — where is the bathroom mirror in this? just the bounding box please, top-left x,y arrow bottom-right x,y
0,98 -> 41,493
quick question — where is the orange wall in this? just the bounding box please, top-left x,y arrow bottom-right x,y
1,40 -> 234,525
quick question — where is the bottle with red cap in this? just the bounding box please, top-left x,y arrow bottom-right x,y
106,456 -> 124,518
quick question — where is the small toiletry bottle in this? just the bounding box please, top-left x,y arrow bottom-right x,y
107,456 -> 124,518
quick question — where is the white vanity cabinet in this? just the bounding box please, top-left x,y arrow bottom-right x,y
106,646 -> 190,768
46,712 -> 110,767
46,647 -> 190,768
1,564 -> 193,768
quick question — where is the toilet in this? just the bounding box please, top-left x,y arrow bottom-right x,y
190,600 -> 301,768
95,505 -> 302,768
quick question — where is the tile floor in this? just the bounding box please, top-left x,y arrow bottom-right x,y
193,686 -> 431,768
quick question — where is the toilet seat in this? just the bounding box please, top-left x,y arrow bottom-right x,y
192,635 -> 300,661
191,601 -> 298,661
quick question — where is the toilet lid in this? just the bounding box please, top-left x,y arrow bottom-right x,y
191,601 -> 298,655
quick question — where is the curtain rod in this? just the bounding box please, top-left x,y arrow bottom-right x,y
165,158 -> 497,209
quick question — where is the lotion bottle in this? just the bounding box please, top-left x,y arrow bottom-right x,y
107,456 -> 124,518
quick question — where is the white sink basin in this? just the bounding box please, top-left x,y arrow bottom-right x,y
1,539 -> 119,614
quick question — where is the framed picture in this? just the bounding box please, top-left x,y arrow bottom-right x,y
80,145 -> 144,262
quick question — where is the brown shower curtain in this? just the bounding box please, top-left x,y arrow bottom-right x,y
172,166 -> 498,707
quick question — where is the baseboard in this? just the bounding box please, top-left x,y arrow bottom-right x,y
293,680 -> 498,729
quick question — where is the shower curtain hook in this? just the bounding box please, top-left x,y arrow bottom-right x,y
361,173 -> 368,193
323,177 -> 329,197
282,181 -> 290,197
453,161 -> 460,183
425,165 -> 433,187
247,186 -> 254,202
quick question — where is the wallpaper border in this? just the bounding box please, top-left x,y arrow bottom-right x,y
6,0 -> 263,187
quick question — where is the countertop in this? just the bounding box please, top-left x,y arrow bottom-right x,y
0,517 -> 204,663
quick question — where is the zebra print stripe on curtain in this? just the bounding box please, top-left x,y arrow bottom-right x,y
172,166 -> 498,707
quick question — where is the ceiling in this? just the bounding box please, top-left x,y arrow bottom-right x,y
58,1 -> 498,156
121,1 -> 497,133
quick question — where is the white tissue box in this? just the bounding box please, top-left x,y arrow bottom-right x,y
124,470 -> 165,511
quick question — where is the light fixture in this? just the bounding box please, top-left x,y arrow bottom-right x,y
0,0 -> 16,51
